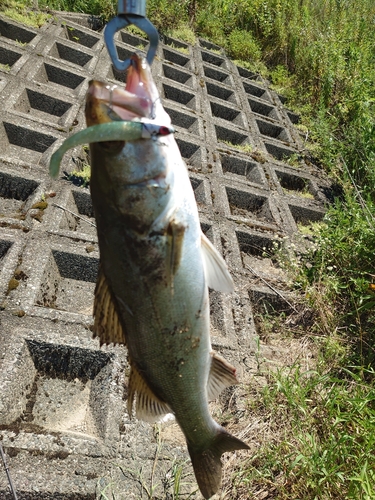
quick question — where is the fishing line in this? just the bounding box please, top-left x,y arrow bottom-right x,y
105,84 -> 118,110
150,97 -> 161,120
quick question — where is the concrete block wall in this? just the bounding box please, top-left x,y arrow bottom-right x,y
0,13 -> 333,499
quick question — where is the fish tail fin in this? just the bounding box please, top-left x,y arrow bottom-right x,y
188,428 -> 249,499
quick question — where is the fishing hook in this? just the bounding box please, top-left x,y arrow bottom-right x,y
105,84 -> 118,110
0,444 -> 18,500
104,0 -> 159,71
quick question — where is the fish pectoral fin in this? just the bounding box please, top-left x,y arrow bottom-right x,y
93,264 -> 127,345
128,362 -> 172,423
207,351 -> 239,400
166,218 -> 186,280
201,233 -> 234,293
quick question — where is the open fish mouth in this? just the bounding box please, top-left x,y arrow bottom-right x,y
49,54 -> 174,179
86,54 -> 157,126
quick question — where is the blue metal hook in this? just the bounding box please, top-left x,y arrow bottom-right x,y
104,0 -> 159,71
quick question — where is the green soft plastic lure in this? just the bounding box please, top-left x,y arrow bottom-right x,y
49,121 -> 174,179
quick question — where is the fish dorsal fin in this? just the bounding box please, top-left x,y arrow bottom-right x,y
207,351 -> 239,400
93,264 -> 126,345
201,233 -> 234,293
128,362 -> 172,422
166,218 -> 186,280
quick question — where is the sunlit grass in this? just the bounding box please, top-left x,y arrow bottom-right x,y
1,0 -> 51,27
230,360 -> 375,499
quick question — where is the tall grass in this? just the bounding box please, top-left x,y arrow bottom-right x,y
232,363 -> 375,499
39,0 -> 116,20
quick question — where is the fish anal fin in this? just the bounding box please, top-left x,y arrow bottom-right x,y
166,218 -> 186,279
207,351 -> 239,400
93,264 -> 126,346
128,362 -> 171,423
188,427 -> 249,499
201,233 -> 234,293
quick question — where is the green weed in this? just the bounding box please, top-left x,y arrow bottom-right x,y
38,0 -> 116,22
64,163 -> 91,188
231,364 -> 375,500
283,152 -> 301,168
297,220 -> 325,235
233,59 -> 269,78
302,195 -> 375,365
1,0 -> 51,27
221,141 -> 253,155
125,25 -> 147,38
283,185 -> 314,199
146,0 -> 190,36
227,28 -> 261,62
15,39 -> 28,46
167,43 -> 189,54
206,48 -> 222,55
167,25 -> 196,46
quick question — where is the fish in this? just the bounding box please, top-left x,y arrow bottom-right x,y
51,53 -> 249,499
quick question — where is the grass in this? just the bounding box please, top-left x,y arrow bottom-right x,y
1,0 -> 51,27
206,48 -> 222,55
217,305 -> 375,500
64,163 -> 91,187
233,58 -> 269,78
302,198 -> 375,366
283,187 -> 314,199
297,220 -> 326,236
125,25 -> 148,39
229,359 -> 375,499
225,194 -> 375,499
15,39 -> 28,46
284,152 -> 302,168
167,26 -> 196,46
167,43 -> 189,54
39,0 -> 116,22
97,424 -> 197,499
220,141 -> 254,155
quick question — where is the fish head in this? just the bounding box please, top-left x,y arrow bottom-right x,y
86,53 -> 171,127
86,53 -> 179,232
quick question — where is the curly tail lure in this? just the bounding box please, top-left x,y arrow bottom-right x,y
49,121 -> 175,179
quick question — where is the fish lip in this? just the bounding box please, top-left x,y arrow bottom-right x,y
87,54 -> 154,123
